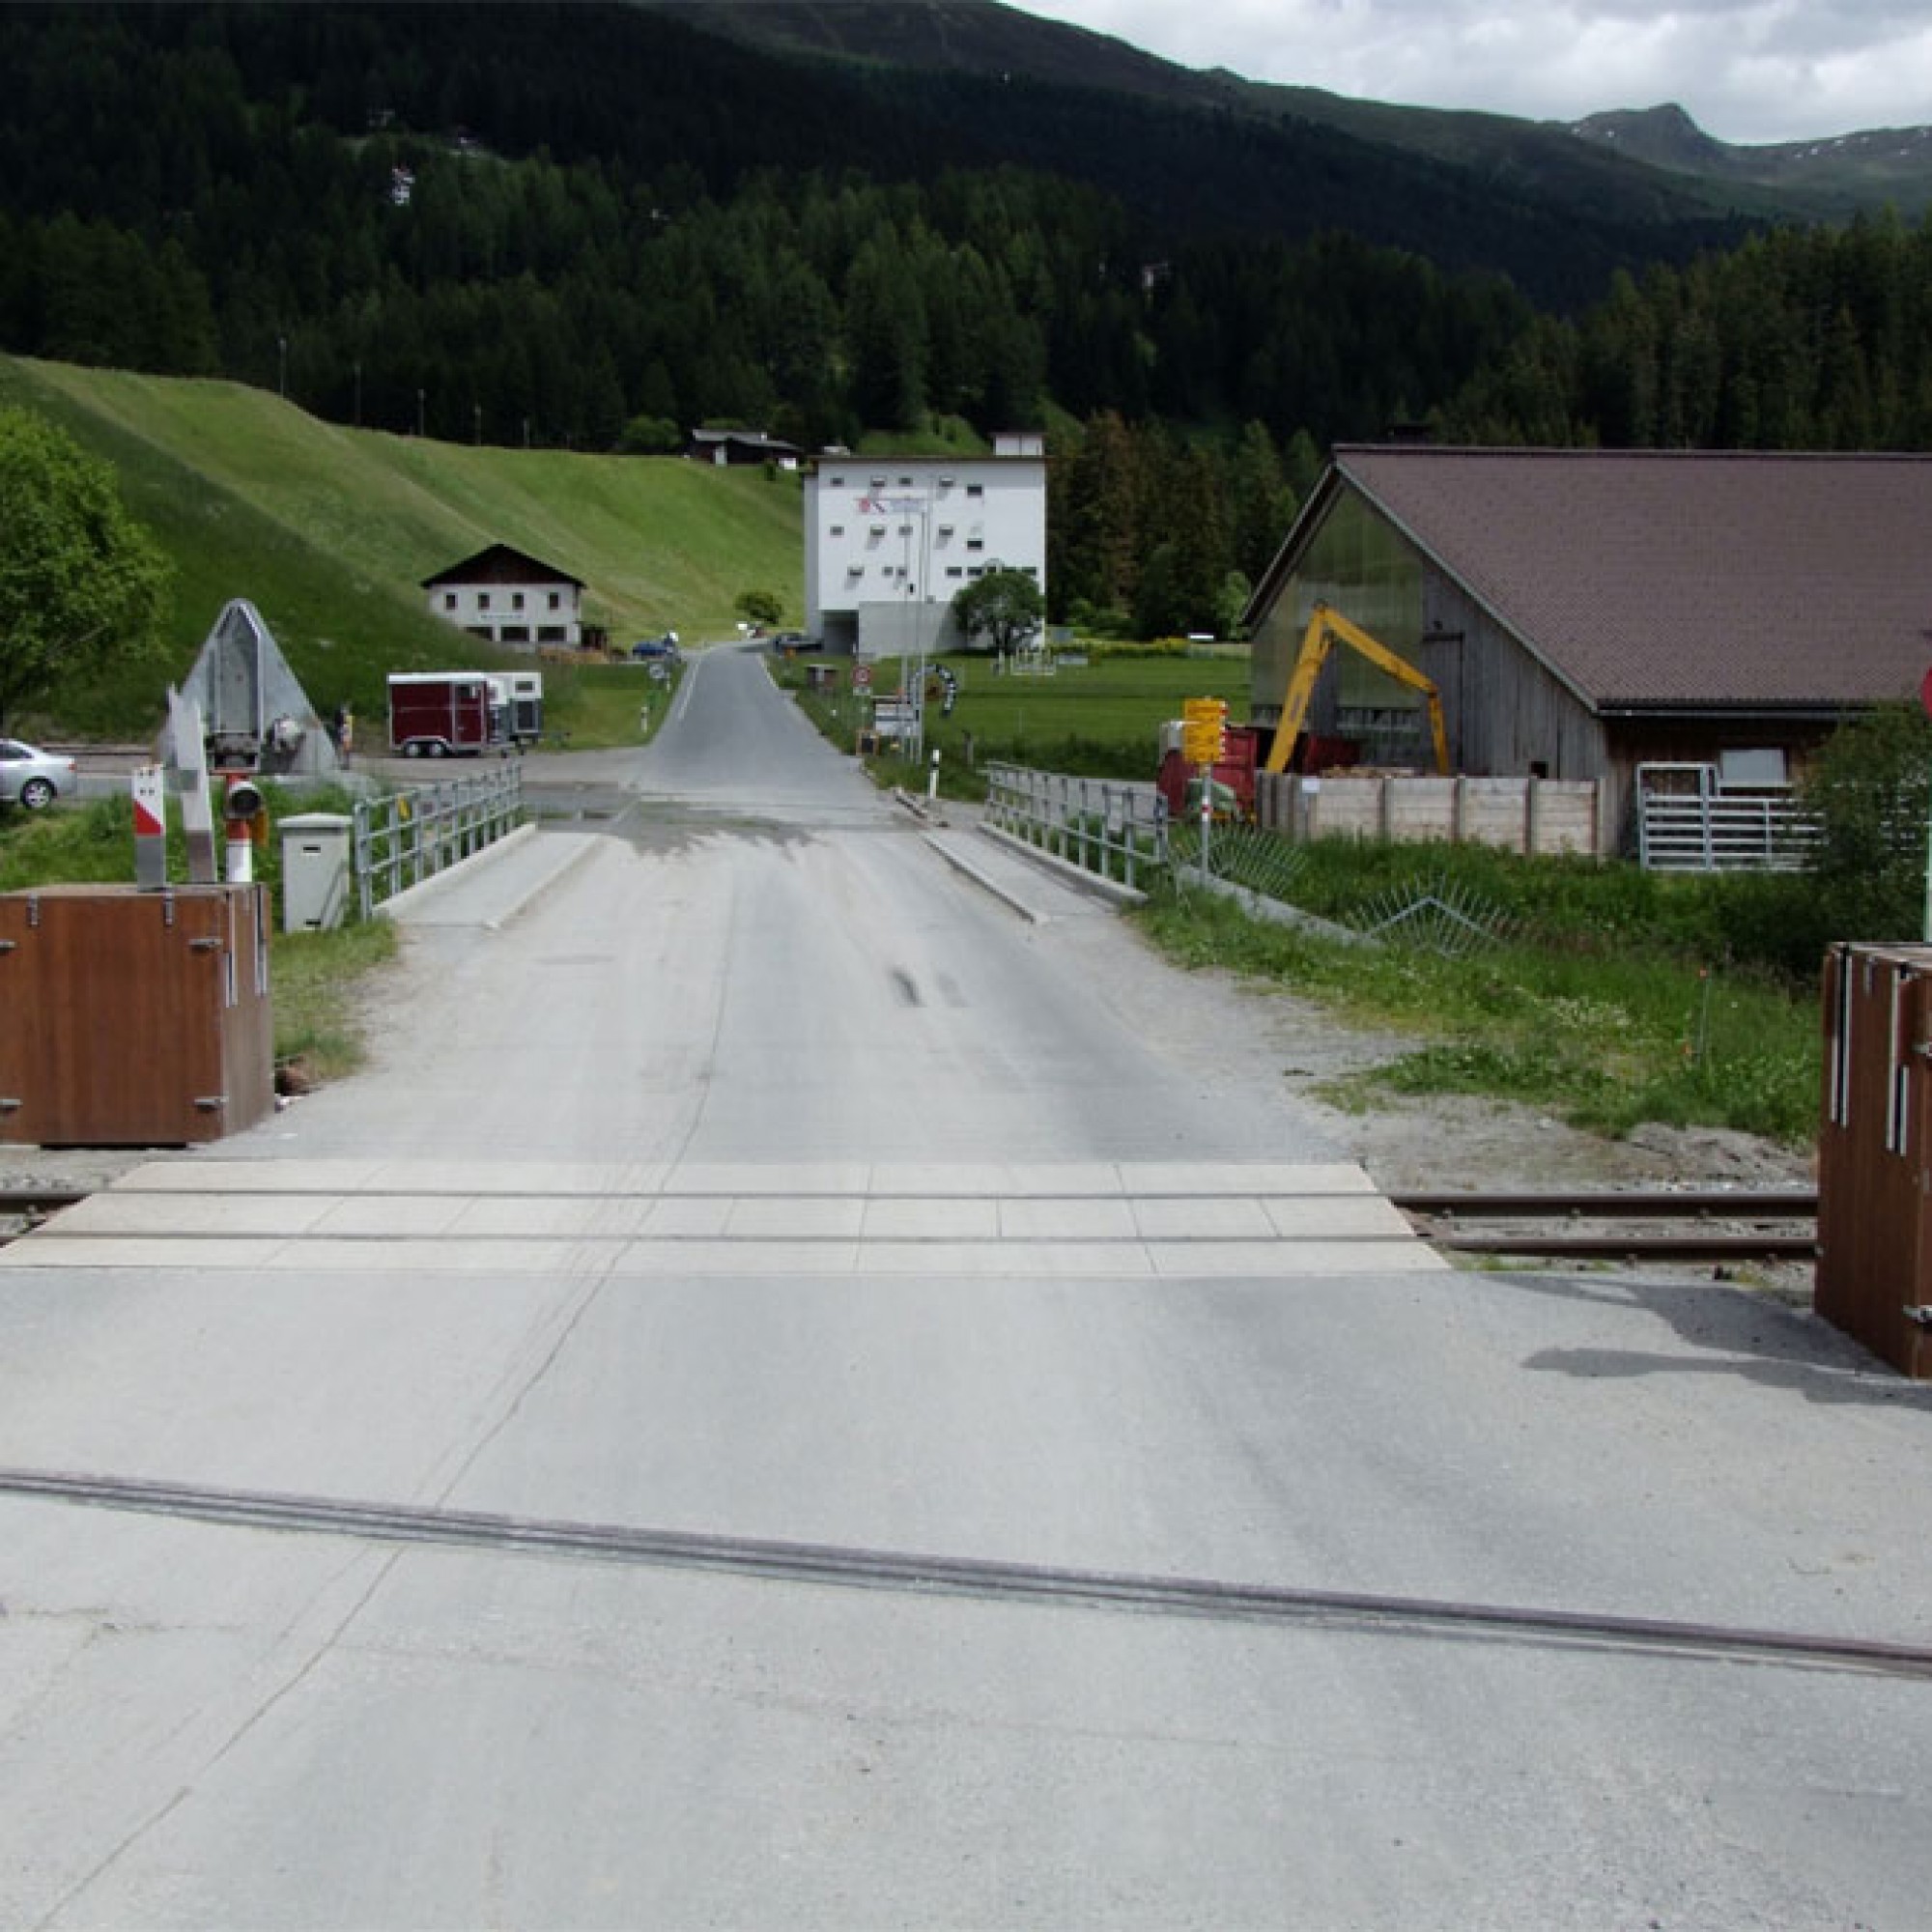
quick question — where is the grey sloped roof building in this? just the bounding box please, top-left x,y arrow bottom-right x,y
1245,446 -> 1932,848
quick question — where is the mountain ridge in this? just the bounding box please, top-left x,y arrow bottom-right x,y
652,0 -> 1932,221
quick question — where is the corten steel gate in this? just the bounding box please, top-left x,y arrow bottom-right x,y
1818,943 -> 1932,1379
0,884 -> 273,1147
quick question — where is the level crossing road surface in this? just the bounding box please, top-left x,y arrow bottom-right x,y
2,644 -> 1929,1927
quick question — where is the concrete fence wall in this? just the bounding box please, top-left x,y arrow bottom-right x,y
1255,772 -> 1601,858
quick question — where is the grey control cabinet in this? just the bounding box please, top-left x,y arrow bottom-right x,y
279,812 -> 354,932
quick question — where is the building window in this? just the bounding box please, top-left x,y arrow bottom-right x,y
478,592 -> 492,611
512,592 -> 526,611
946,566 -> 963,579
548,592 -> 560,611
966,538 -> 984,552
443,592 -> 457,611
830,524 -> 845,537
829,473 -> 846,487
966,484 -> 984,498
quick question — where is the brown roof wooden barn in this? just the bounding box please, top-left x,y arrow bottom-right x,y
1245,447 -> 1932,851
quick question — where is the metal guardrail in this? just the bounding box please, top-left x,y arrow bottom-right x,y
353,765 -> 525,918
982,763 -> 1167,893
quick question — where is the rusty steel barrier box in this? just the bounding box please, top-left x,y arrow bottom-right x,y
1818,942 -> 1932,1378
0,884 -> 273,1147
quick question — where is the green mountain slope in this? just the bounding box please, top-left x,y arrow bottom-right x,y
2,355 -> 802,737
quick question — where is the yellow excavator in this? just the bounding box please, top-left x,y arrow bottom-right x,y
1261,602 -> 1451,777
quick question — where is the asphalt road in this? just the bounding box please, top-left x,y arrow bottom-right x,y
2,645 -> 1929,1928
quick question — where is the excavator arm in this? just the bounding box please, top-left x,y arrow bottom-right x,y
1261,603 -> 1450,776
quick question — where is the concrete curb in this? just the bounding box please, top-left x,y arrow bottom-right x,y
379,822 -> 601,929
1184,867 -> 1372,946
975,822 -> 1148,910
921,831 -> 1047,924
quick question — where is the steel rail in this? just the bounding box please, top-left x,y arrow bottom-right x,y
1431,1231 -> 1817,1261
1,1468 -> 1925,1682
1391,1189 -> 1816,1218
1394,1188 -> 1816,1262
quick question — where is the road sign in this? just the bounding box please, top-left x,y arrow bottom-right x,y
853,663 -> 873,691
1181,696 -> 1228,765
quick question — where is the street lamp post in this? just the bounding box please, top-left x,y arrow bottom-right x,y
276,335 -> 287,401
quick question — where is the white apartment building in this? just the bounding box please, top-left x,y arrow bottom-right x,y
804,433 -> 1046,657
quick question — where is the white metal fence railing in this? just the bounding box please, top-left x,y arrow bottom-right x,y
983,762 -> 1167,892
1635,764 -> 1817,872
354,766 -> 525,918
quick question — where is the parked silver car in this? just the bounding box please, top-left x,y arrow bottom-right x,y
0,737 -> 77,810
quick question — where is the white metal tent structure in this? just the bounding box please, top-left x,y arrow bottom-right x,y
168,598 -> 341,777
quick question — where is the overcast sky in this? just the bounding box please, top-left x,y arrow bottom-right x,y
1017,0 -> 1932,146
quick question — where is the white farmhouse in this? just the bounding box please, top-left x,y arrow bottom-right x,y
804,432 -> 1046,658
421,543 -> 585,650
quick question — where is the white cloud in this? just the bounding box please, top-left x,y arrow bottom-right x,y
1020,0 -> 1932,143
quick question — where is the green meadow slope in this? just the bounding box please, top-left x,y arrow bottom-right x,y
1,355 -> 803,738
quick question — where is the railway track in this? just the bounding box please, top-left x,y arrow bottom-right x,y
1392,1188 -> 1817,1264
3,1185 -> 1819,1263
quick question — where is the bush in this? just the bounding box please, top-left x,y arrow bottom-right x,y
1799,700 -> 1932,946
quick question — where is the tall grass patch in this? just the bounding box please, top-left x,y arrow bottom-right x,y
1139,839 -> 1821,1147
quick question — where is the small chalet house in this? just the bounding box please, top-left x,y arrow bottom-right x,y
1245,446 -> 1932,850
686,428 -> 803,469
421,543 -> 585,649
